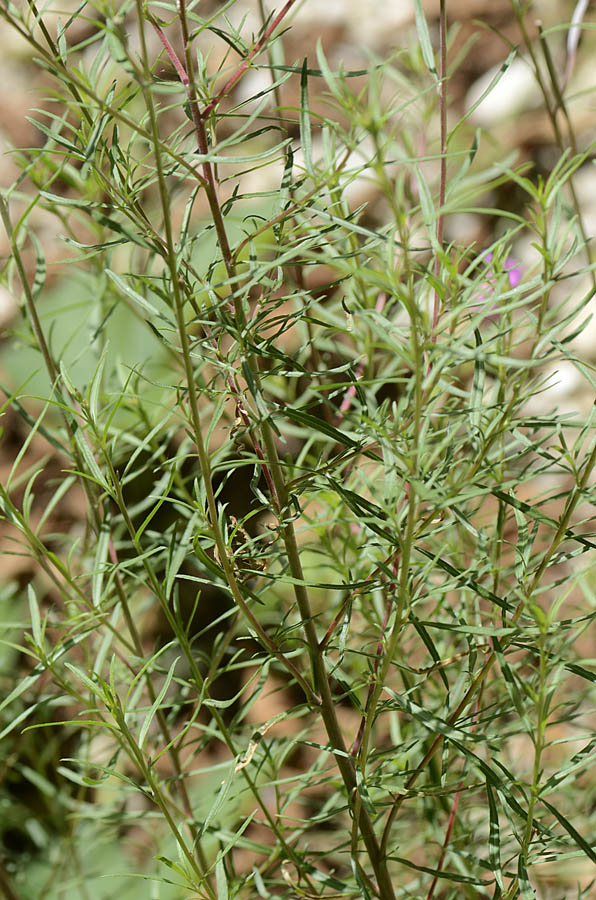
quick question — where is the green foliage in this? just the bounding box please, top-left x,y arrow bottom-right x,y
1,1 -> 596,898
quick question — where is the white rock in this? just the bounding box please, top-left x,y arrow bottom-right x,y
444,212 -> 483,246
524,359 -> 584,417
0,285 -> 17,328
293,0 -> 413,37
466,57 -> 543,127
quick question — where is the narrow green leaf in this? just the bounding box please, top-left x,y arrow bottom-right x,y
28,583 -> 42,647
155,856 -> 188,879
517,855 -> 536,899
30,121 -> 82,157
164,511 -> 200,599
87,344 -> 109,426
215,857 -> 229,900
329,479 -> 395,542
29,231 -> 46,303
486,780 -> 504,894
253,865 -> 272,898
389,856 -> 491,885
56,16 -> 67,64
351,859 -> 373,899
540,797 -> 596,863
542,736 -> 596,794
415,166 -> 439,244
192,537 -> 226,580
449,49 -> 516,139
270,61 -> 371,78
283,406 -> 361,448
82,81 -> 116,177
106,269 -> 173,322
383,687 -> 484,743
410,614 -> 449,691
135,470 -> 175,544
138,657 -> 179,750
470,328 -> 485,445
73,427 -> 110,493
92,519 -> 112,608
413,0 -> 438,79
0,702 -> 42,742
300,58 -> 313,175
196,769 -> 234,839
0,635 -> 92,731
64,662 -> 104,698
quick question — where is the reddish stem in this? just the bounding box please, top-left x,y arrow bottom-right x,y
425,788 -> 462,900
149,2 -> 280,506
151,16 -> 189,84
202,0 -> 300,117
426,701 -> 481,900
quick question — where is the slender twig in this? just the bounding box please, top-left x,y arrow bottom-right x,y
431,0 -> 447,340
426,700 -> 481,900
151,4 -> 399,891
381,434 -> 596,858
201,0 -> 300,118
0,861 -> 21,900
513,9 -> 596,291
351,545 -> 402,759
133,0 -> 319,708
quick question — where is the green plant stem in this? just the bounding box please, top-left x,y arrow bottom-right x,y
116,713 -> 215,897
104,528 -> 214,878
4,1 -> 596,896
431,0 -> 447,338
133,0 -> 318,707
0,6 -> 207,191
153,7 -> 397,887
170,5 -> 398,874
381,434 -> 596,858
0,195 -> 103,533
513,7 -> 595,292
105,497 -> 315,888
258,422 -> 397,900
0,212 -> 209,876
519,630 -> 547,866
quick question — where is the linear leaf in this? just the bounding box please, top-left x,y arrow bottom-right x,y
540,797 -> 596,863
300,58 -> 313,175
517,855 -> 536,900
486,780 -> 504,894
282,406 -> 360,448
383,687 -> 484,743
413,0 -> 438,80
138,657 -> 179,750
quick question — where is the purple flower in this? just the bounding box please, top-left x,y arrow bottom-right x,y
472,252 -> 522,321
